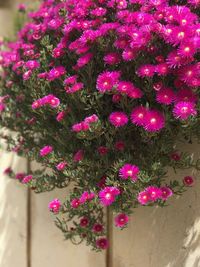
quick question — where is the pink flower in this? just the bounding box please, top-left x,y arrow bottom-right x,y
131,106 -> 147,127
109,112 -> 128,127
97,146 -> 109,155
77,53 -> 93,68
114,213 -> 129,228
3,167 -> 12,175
16,172 -> 25,180
173,101 -> 197,120
99,186 -> 120,206
145,186 -> 162,201
56,111 -> 66,122
171,152 -> 181,161
25,60 -> 40,70
48,199 -> 61,214
160,187 -> 173,200
56,161 -> 67,171
97,71 -> 120,93
137,64 -> 155,77
73,150 -> 84,162
96,237 -> 109,249
71,198 -> 80,208
80,217 -> 89,227
104,53 -> 121,65
175,89 -> 198,103
92,224 -> 104,233
144,110 -> 165,132
84,114 -> 98,124
47,95 -> 60,108
48,66 -> 66,81
183,176 -> 194,186
40,146 -> 53,157
22,175 -> 33,184
115,141 -> 125,151
137,191 -> 150,205
156,88 -> 175,105
112,94 -> 122,103
119,164 -> 139,181
80,191 -> 95,204
23,70 -> 32,80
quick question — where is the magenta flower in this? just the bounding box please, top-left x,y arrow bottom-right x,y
183,176 -> 194,186
144,110 -> 165,132
145,186 -> 162,201
25,60 -> 40,70
131,106 -> 147,127
115,141 -> 125,151
96,237 -> 109,249
3,167 -> 12,175
79,191 -> 95,204
156,88 -> 175,105
137,64 -> 155,77
104,53 -> 121,65
114,213 -> 129,228
137,191 -> 151,205
109,111 -> 128,127
48,199 -> 61,214
92,224 -> 104,233
56,111 -> 66,122
73,150 -> 84,162
175,89 -> 198,103
84,114 -> 99,124
160,187 -> 173,200
22,175 -> 33,184
40,146 -> 53,157
119,164 -> 139,181
56,161 -> 67,171
96,71 -> 120,93
48,66 -> 66,81
80,217 -> 89,227
97,146 -> 109,156
71,198 -> 80,209
15,172 -> 25,180
173,101 -> 197,120
99,186 -> 120,206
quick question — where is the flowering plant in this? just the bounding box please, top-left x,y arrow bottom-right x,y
0,0 -> 200,251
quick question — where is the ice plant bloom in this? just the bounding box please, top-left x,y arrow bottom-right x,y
80,217 -> 89,227
109,112 -> 128,127
71,198 -> 80,209
131,106 -> 147,126
22,175 -> 33,184
144,110 -> 165,132
96,71 -> 120,93
56,161 -> 67,171
40,145 -> 53,157
156,88 -> 175,105
114,213 -> 129,228
137,191 -> 151,205
92,224 -> 104,233
173,101 -> 197,120
96,237 -> 109,249
48,199 -> 61,214
145,186 -> 162,201
160,187 -> 173,200
119,164 -> 139,181
99,186 -> 120,206
183,176 -> 194,186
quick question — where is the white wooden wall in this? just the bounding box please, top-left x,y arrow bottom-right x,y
1,3 -> 200,267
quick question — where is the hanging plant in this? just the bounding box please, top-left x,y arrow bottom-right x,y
0,0 -> 200,251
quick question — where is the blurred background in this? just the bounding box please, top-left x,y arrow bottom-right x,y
0,1 -> 200,267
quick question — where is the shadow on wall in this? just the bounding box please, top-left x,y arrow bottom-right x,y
114,143 -> 200,267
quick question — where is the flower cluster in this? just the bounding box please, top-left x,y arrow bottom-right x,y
0,0 -> 199,251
